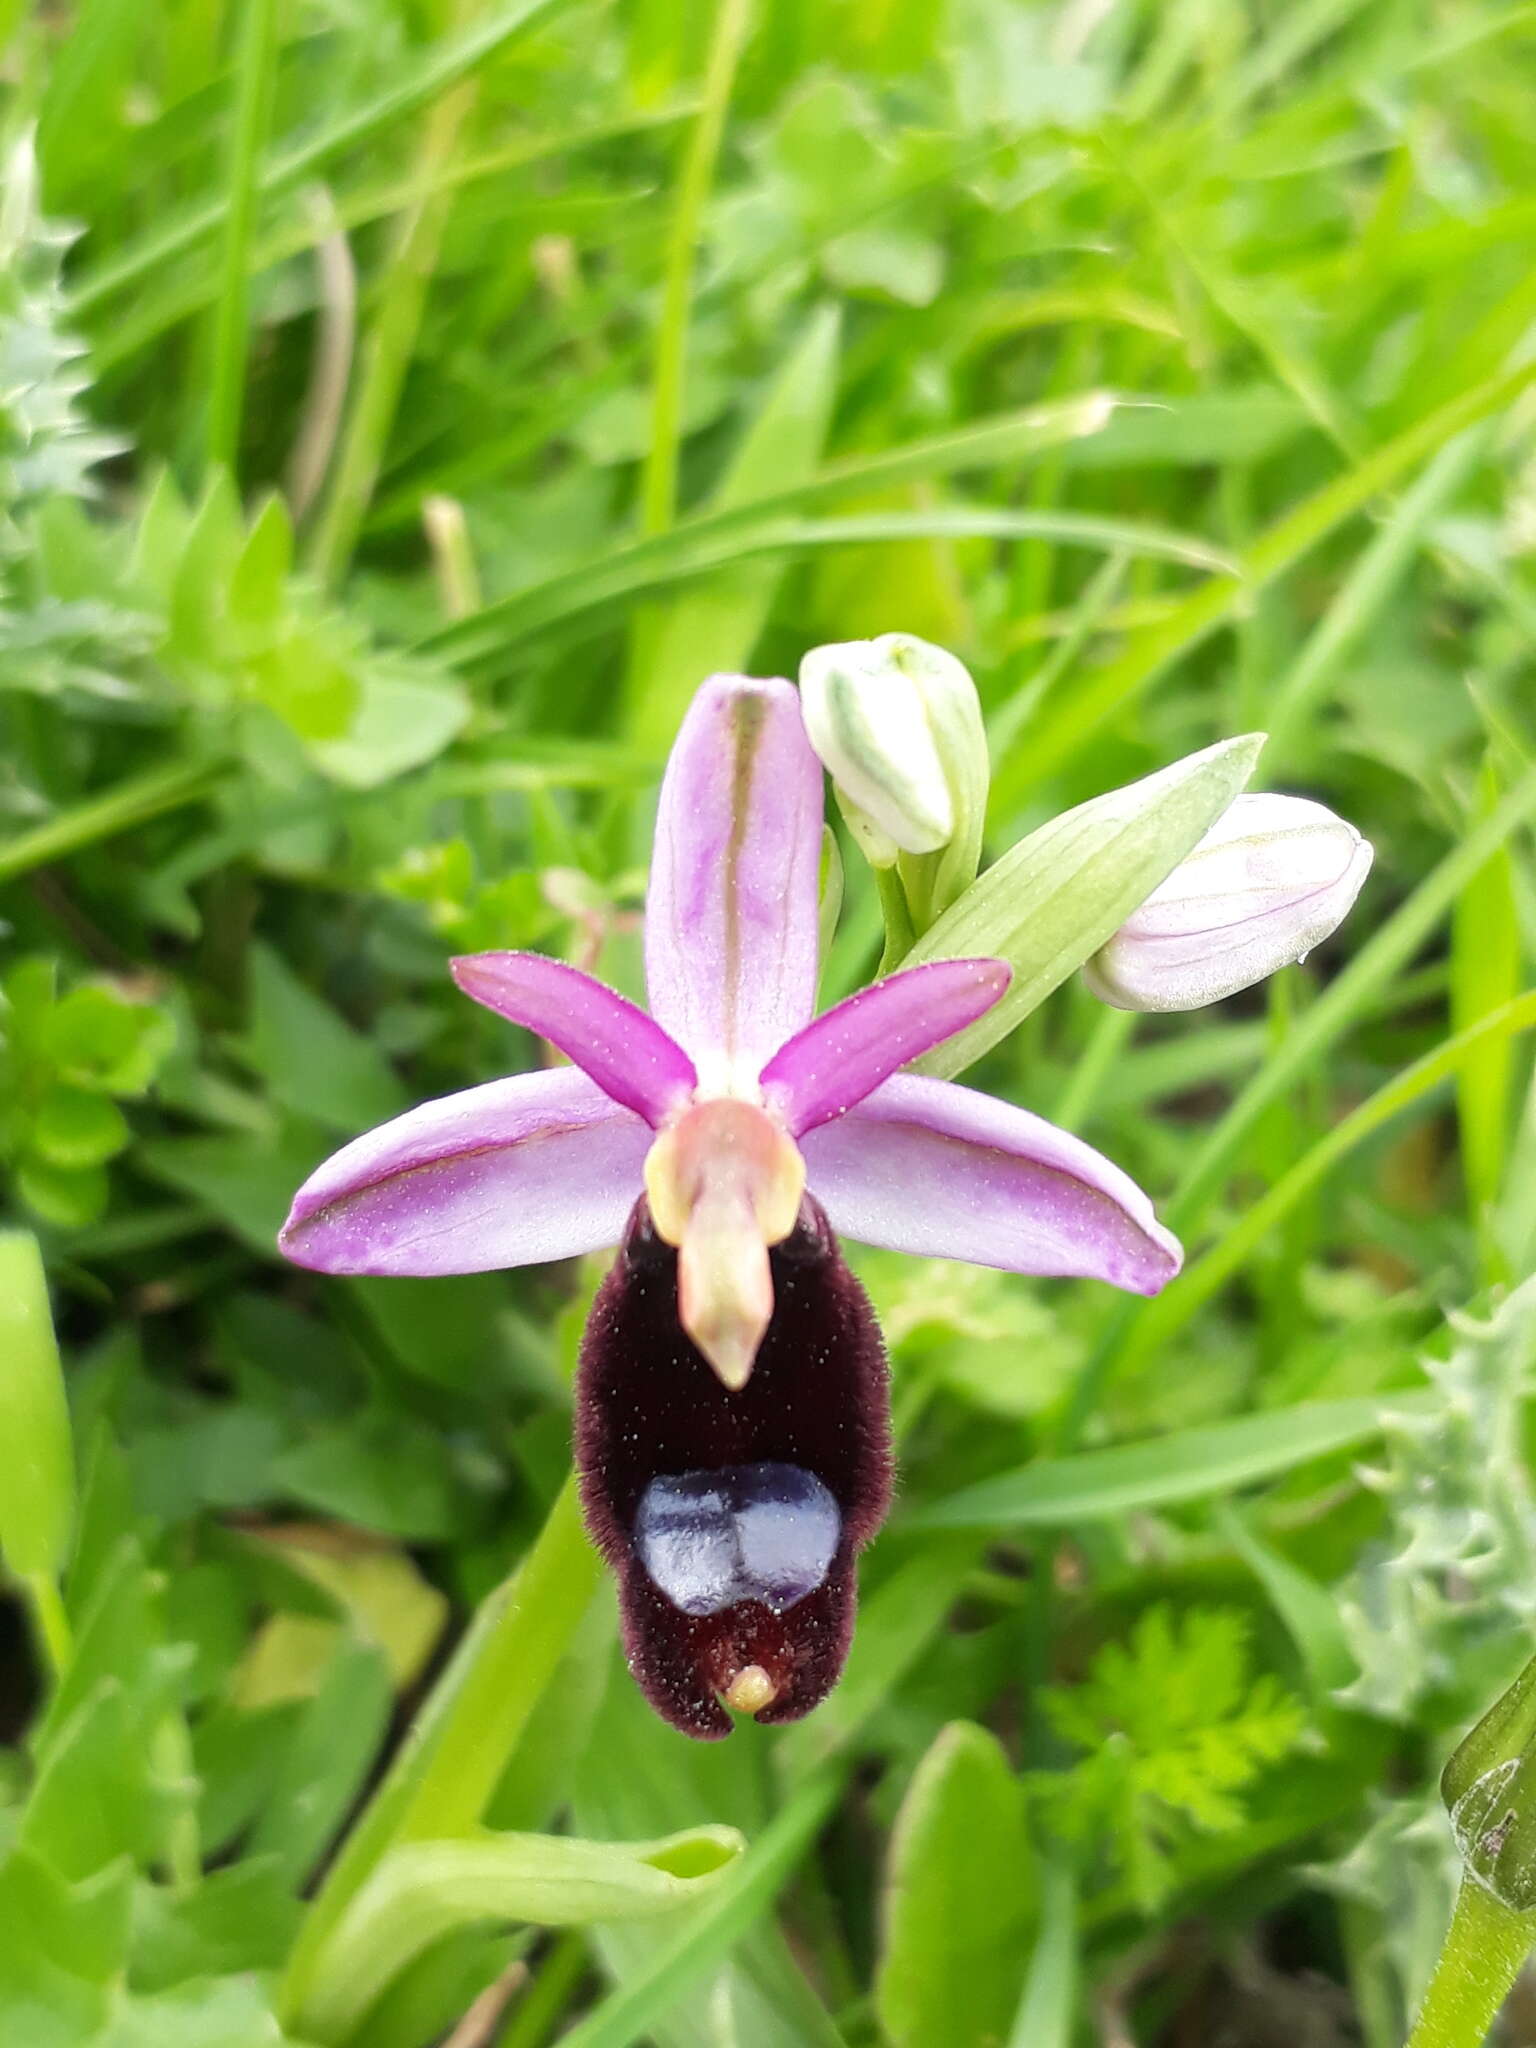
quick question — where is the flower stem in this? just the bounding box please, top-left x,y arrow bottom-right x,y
0,758 -> 226,885
22,1570 -> 72,1683
639,0 -> 751,536
1408,1877 -> 1536,2048
278,1474 -> 601,2034
875,864 -> 916,974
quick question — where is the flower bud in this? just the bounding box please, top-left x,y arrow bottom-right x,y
1442,1653 -> 1536,1911
1082,792 -> 1372,1013
798,634 -> 988,926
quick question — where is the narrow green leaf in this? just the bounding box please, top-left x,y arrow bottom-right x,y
629,302 -> 842,752
277,1478 -> 603,2033
1013,359 -> 1536,785
1005,1864 -> 1078,2048
1451,762 -> 1523,1235
911,1396 -> 1433,1531
423,395 -> 1120,666
1214,1503 -> 1357,1700
1122,990 -> 1536,1374
69,0 -> 570,318
204,0 -> 283,479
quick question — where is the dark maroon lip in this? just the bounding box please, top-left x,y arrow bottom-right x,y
575,1193 -> 893,1739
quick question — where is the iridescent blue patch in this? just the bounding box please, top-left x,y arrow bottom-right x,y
635,1462 -> 841,1617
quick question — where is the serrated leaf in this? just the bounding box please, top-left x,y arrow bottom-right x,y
229,496 -> 295,631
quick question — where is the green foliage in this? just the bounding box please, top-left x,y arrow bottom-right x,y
1,0 -> 1534,2040
1338,1280 -> 1536,1723
1032,1606 -> 1305,1910
0,958 -> 173,1224
0,133 -> 120,524
877,1721 -> 1034,2048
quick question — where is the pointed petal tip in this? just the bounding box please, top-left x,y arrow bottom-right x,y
447,949 -> 696,1126
802,1073 -> 1185,1298
760,956 -> 1014,1138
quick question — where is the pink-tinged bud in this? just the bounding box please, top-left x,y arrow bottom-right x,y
1083,793 -> 1373,1013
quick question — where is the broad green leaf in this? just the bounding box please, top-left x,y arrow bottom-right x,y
0,1232 -> 75,1582
138,1127 -> 330,1253
228,497 -> 295,630
245,944 -> 406,1135
297,1826 -> 744,2043
30,1086 -> 129,1167
906,735 -> 1265,1074
876,1722 -> 1033,2048
306,666 -> 469,787
911,1396 -> 1435,1531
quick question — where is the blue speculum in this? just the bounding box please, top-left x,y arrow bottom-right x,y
635,1462 -> 842,1616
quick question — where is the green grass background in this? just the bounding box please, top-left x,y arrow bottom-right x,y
2,0 -> 1536,2042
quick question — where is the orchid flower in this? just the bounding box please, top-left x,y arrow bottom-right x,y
280,676 -> 1181,1737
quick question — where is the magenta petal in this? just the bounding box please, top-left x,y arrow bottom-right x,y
759,959 -> 1012,1136
279,1067 -> 651,1276
801,1074 -> 1182,1296
645,675 -> 824,1070
451,952 -> 696,1126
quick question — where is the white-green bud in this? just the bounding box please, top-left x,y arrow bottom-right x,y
1083,793 -> 1372,1013
798,634 -> 988,928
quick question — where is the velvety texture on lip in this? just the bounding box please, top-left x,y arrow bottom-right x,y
576,1195 -> 891,1738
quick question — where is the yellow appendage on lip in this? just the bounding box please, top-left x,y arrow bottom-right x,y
643,1098 -> 806,1390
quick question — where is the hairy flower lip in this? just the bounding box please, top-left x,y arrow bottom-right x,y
577,1195 -> 891,1739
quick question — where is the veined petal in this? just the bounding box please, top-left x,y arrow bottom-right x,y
451,951 -> 696,1126
801,1074 -> 1181,1296
280,1067 -> 650,1276
759,959 -> 1011,1136
645,675 -> 824,1073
